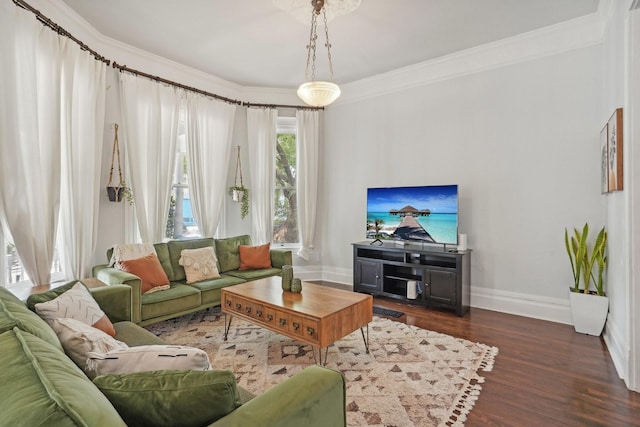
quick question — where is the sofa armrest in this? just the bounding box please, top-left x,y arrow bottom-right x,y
210,365 -> 346,427
92,265 -> 142,324
90,285 -> 132,323
269,249 -> 292,269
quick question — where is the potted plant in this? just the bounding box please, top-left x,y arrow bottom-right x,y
564,223 -> 608,335
228,185 -> 249,219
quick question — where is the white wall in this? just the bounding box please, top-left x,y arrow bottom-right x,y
321,44 -> 604,323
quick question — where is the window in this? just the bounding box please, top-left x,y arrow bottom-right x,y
2,231 -> 62,285
273,117 -> 299,245
166,113 -> 201,240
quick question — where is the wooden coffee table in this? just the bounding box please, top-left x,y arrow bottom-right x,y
221,277 -> 373,365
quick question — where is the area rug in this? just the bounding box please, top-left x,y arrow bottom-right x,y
146,308 -> 498,427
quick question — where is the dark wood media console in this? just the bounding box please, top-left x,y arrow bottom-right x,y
352,241 -> 471,316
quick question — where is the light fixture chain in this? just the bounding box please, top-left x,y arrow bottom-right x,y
304,9 -> 319,82
322,8 -> 334,81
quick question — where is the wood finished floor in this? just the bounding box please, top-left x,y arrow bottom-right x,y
314,282 -> 640,427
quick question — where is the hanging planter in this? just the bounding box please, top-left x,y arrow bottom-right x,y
229,145 -> 249,219
106,124 -> 133,205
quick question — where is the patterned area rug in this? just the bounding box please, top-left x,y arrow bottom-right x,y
146,308 -> 498,427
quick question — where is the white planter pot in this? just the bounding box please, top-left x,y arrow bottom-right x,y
232,190 -> 242,202
569,291 -> 609,336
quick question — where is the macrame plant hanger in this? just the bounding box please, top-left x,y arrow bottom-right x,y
106,123 -> 125,202
232,145 -> 244,201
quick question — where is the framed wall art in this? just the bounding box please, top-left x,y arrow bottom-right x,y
600,123 -> 608,194
607,108 -> 623,192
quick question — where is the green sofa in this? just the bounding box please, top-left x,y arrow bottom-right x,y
92,235 -> 292,326
0,282 -> 347,427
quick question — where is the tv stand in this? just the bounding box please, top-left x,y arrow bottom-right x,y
352,241 -> 470,316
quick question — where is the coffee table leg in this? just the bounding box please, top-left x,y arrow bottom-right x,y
360,324 -> 370,354
223,314 -> 233,341
311,346 -> 330,366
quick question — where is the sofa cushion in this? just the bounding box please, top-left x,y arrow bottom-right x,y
167,237 -> 215,282
185,274 -> 246,305
179,246 -> 220,283
215,234 -> 252,273
239,243 -> 272,270
50,317 -> 128,368
225,268 -> 284,281
0,328 -> 125,426
0,286 -> 63,351
34,282 -> 116,336
118,254 -> 171,295
93,370 -> 242,427
140,283 -> 201,322
86,345 -> 210,379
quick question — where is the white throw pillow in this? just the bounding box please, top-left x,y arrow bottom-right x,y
85,345 -> 211,379
179,247 -> 220,284
51,318 -> 128,368
109,242 -> 157,267
34,282 -> 116,336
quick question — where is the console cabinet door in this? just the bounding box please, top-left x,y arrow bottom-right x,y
355,260 -> 381,293
424,269 -> 456,306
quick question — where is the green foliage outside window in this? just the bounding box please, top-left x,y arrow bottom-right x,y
274,134 -> 298,244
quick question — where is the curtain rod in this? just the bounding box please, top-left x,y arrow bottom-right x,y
13,0 -> 110,65
13,0 -> 324,111
112,62 -> 242,106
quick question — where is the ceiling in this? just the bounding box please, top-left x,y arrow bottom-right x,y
60,0 -> 599,89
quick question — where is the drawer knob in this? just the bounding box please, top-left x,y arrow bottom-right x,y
293,322 -> 300,330
245,306 -> 252,313
307,327 -> 315,335
235,303 -> 241,309
256,310 -> 262,317
279,318 -> 287,326
226,300 -> 232,306
267,314 -> 273,321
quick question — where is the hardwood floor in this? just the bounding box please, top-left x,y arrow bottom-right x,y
313,282 -> 640,426
373,296 -> 640,427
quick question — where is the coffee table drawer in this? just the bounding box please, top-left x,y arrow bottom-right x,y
289,313 -> 305,338
303,318 -> 320,344
275,309 -> 290,332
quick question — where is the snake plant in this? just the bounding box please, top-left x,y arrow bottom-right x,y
564,223 -> 607,295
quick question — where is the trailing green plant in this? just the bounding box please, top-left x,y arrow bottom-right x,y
229,186 -> 249,219
564,223 -> 607,295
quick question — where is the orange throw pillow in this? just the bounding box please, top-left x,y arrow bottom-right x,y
118,254 -> 171,294
238,243 -> 272,270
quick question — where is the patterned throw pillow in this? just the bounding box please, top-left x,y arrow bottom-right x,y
85,345 -> 211,379
34,282 -> 116,337
50,318 -> 128,368
179,247 -> 220,284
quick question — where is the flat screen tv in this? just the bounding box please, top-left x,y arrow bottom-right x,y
366,185 -> 458,245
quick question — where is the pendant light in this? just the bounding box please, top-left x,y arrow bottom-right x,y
297,0 -> 341,107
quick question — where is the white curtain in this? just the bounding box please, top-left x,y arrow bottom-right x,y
246,108 -> 277,244
58,41 -> 107,280
119,73 -> 181,242
0,6 -> 62,285
184,93 -> 237,237
296,110 -> 320,260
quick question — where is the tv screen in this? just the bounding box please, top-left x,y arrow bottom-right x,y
366,185 -> 458,245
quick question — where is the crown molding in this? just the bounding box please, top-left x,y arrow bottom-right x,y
335,11 -> 606,106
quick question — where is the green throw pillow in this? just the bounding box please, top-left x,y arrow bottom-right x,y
215,235 -> 252,273
93,369 -> 242,426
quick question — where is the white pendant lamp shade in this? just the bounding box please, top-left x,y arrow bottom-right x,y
297,81 -> 341,107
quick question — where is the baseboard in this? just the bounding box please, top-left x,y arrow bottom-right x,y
471,287 -> 572,325
603,315 -> 630,383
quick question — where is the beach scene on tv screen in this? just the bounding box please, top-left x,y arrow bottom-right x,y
367,185 -> 458,244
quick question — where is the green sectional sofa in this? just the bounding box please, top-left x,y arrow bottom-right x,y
92,235 -> 292,326
0,282 -> 347,426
